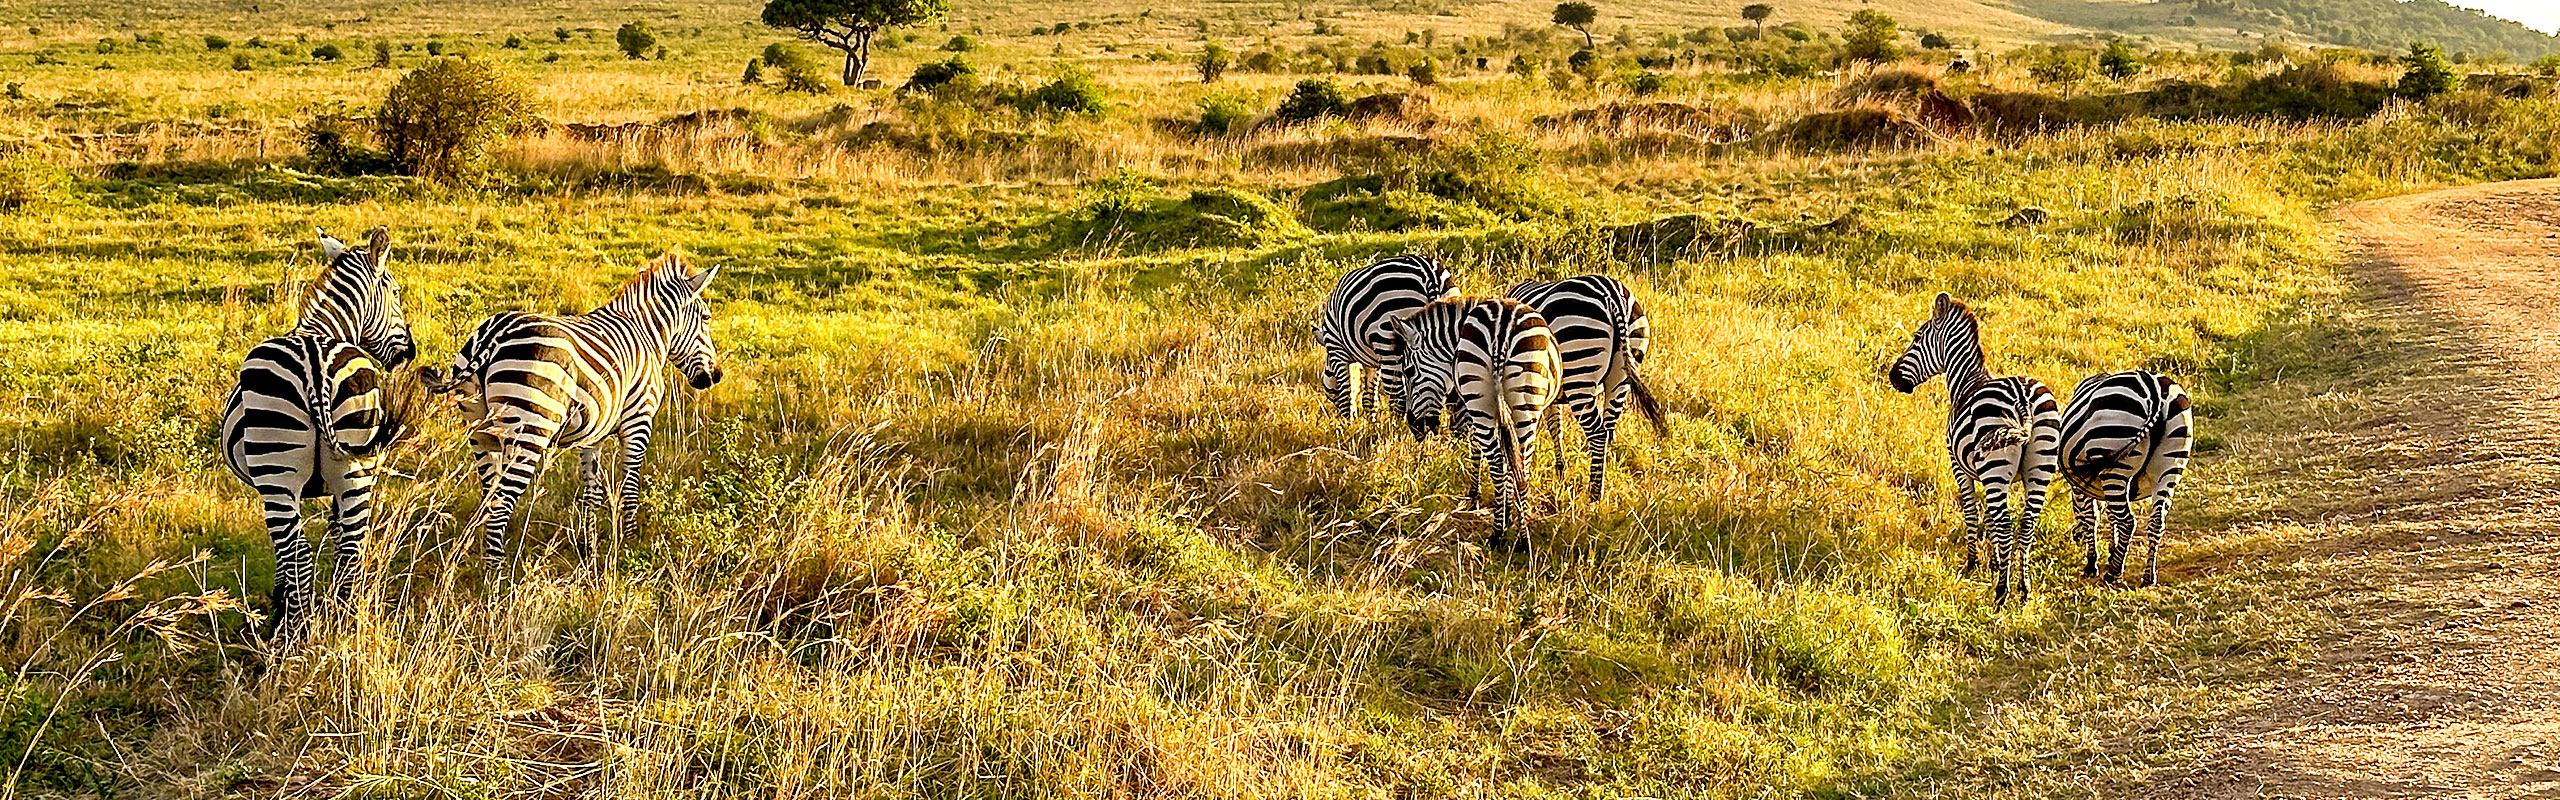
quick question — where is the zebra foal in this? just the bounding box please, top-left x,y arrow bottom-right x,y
1316,254 -> 1455,418
427,252 -> 724,582
1890,292 -> 2060,608
2061,370 -> 2193,587
219,227 -> 417,639
1390,296 -> 1562,544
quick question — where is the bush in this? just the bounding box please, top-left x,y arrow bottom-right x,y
372,41 -> 392,67
504,35 -> 524,49
1026,70 -> 1107,116
1408,58 -> 1439,86
1197,42 -> 1230,83
555,27 -> 573,42
300,114 -> 394,174
2234,63 -> 2391,119
763,44 -> 828,93
616,21 -> 656,59
2030,50 -> 2091,88
311,43 -> 344,61
1627,71 -> 1668,95
424,41 -> 445,56
230,53 -> 251,71
1373,131 -> 1564,220
1841,9 -> 1901,66
903,57 -> 976,94
2396,41 -> 2461,100
1274,78 -> 1348,122
203,34 -> 229,50
1919,32 -> 1949,50
742,58 -> 764,84
376,58 -> 531,182
0,154 -> 72,210
943,35 -> 975,52
1197,93 -> 1254,135
2099,39 -> 2143,81
1058,176 -> 1310,251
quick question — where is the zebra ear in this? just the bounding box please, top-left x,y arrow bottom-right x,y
1933,291 -> 1956,314
684,265 -> 720,295
317,229 -> 346,261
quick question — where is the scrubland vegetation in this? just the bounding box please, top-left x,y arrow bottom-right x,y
2,0 -> 2557,794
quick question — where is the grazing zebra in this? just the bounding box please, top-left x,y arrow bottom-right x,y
1390,296 -> 1562,544
1889,292 -> 2061,608
1315,254 -> 1456,418
1502,275 -> 1670,499
219,227 -> 417,639
426,252 -> 722,581
2061,370 -> 2193,587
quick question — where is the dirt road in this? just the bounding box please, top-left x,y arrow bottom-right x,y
2148,179 -> 2560,798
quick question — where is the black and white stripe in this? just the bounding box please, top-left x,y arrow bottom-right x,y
1890,292 -> 2060,608
1315,254 -> 1455,418
428,252 -> 723,581
2061,370 -> 2193,587
1391,296 -> 1561,543
1502,275 -> 1669,499
219,227 -> 416,639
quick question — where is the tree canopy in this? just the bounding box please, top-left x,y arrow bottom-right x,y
1552,2 -> 1598,48
761,0 -> 951,86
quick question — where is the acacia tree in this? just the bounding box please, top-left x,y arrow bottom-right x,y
1841,9 -> 1901,68
2099,38 -> 2143,81
1552,2 -> 1598,49
761,0 -> 950,87
1741,3 -> 1773,32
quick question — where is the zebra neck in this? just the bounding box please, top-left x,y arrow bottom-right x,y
587,304 -> 674,352
1942,354 -> 1992,395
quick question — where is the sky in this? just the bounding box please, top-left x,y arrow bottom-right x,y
2461,0 -> 2560,35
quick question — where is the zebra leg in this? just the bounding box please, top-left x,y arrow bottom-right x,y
259,488 -> 315,642
2014,470 -> 2052,604
324,457 -> 379,606
1983,481 -> 2016,607
613,418 -> 656,553
2142,494 -> 2172,588
1582,401 -> 1619,502
1361,364 -> 1381,416
1953,471 -> 1984,576
475,435 -> 552,587
577,446 -> 610,555
1322,354 -> 1354,417
2073,490 -> 2100,578
1489,430 -> 1520,550
2103,495 -> 2136,585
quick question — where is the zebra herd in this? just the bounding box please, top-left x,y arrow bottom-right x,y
218,233 -> 2190,640
220,228 -> 724,638
1324,257 -> 2193,607
1316,255 -> 1667,546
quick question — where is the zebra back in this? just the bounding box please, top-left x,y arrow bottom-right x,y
1502,275 -> 1667,436
1318,254 -> 1456,367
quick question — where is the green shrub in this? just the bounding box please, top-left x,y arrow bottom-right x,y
202,34 -> 229,50
504,34 -> 524,49
2396,41 -> 2461,100
942,35 -> 975,52
300,114 -> 394,175
1196,93 -> 1254,135
1627,71 -> 1668,95
903,57 -> 977,95
311,43 -> 344,61
376,58 -> 531,182
372,41 -> 392,67
1408,58 -> 1438,86
424,41 -> 444,55
1025,69 -> 1106,116
762,44 -> 828,93
1197,42 -> 1230,83
1841,9 -> 1901,66
554,27 -> 573,42
2099,39 -> 2144,81
616,21 -> 657,59
229,53 -> 251,70
1368,130 -> 1566,220
1057,172 -> 1310,251
742,58 -> 764,84
1274,78 -> 1347,123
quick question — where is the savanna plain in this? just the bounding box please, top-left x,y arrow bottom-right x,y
3,0 -> 2559,795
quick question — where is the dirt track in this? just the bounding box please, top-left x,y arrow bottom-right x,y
2147,179 -> 2560,798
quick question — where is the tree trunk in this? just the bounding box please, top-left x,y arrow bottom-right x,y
1578,27 -> 1593,49
842,30 -> 872,86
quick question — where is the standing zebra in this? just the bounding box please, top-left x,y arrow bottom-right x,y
1315,254 -> 1455,418
2061,370 -> 2193,587
1502,275 -> 1669,499
220,227 -> 416,639
1889,292 -> 2060,608
426,252 -> 723,582
1390,296 -> 1562,544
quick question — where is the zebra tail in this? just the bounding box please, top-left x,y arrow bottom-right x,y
1977,419 -> 2033,453
335,365 -> 424,460
1625,371 -> 1670,437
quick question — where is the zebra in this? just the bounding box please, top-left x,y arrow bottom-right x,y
1315,254 -> 1455,418
1389,296 -> 1561,544
2060,370 -> 2193,587
425,252 -> 723,582
219,226 -> 417,640
1501,275 -> 1670,499
1889,292 -> 2060,608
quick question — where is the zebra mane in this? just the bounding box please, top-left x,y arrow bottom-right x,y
603,250 -> 715,317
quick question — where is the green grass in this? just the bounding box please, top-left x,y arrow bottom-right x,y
4,0 -> 2560,793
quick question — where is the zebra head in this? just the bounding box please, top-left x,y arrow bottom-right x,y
1889,292 -> 1974,393
652,253 -> 724,390
310,226 -> 416,370
1388,308 -> 1458,441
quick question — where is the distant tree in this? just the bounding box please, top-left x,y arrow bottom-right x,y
372,40 -> 391,67
762,0 -> 952,87
1918,31 -> 1949,50
1740,3 -> 1773,32
1273,78 -> 1347,122
376,57 -> 530,183
1552,2 -> 1598,49
615,21 -> 657,58
554,27 -> 573,42
1197,41 -> 1230,83
425,40 -> 445,56
2099,38 -> 2143,80
2395,41 -> 2460,100
1841,9 -> 1900,67
742,57 -> 764,83
2029,49 -> 2090,89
